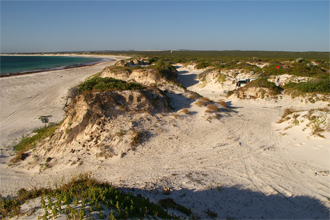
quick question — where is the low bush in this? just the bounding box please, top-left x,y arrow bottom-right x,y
78,77 -> 144,92
245,78 -> 280,95
12,123 -> 60,154
283,79 -> 329,94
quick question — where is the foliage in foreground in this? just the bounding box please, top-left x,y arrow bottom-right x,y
0,174 -> 186,219
78,77 -> 144,93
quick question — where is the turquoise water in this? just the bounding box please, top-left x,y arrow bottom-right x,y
0,56 -> 104,75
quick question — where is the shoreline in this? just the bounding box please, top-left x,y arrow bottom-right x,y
0,55 -> 129,147
0,54 -> 117,78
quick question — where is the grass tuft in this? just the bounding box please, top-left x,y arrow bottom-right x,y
217,100 -> 228,108
206,104 -> 219,112
180,108 -> 190,115
130,130 -> 144,146
277,108 -> 295,124
195,97 -> 211,107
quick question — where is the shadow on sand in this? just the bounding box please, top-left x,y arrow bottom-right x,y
225,101 -> 242,110
165,93 -> 195,111
178,72 -> 199,88
119,185 -> 329,219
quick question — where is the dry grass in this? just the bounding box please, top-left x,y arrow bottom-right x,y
9,150 -> 29,164
205,109 -> 212,114
206,104 -> 219,112
188,93 -> 197,100
217,100 -> 227,108
318,107 -> 329,112
131,130 -> 144,146
195,97 -> 211,107
277,108 -> 295,124
180,108 -> 189,115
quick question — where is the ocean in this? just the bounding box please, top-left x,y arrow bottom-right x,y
0,55 -> 106,76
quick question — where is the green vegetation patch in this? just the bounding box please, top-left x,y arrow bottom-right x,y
78,77 -> 144,92
86,50 -> 329,60
262,62 -> 327,78
283,78 -> 329,94
245,78 -> 281,95
0,174 -> 180,219
108,61 -> 178,82
10,123 -> 60,163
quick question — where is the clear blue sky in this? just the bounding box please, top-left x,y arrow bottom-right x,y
1,1 -> 329,53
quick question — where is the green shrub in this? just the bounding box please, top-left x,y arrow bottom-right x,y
261,62 -> 327,78
13,123 -> 60,153
227,91 -> 234,97
283,79 -> 329,94
195,61 -> 210,69
245,78 -> 280,95
153,61 -> 178,81
78,77 -> 144,92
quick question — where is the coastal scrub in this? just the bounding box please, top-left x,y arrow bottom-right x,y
78,77 -> 144,92
0,174 -> 180,219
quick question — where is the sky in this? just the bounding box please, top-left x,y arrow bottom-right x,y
1,1 -> 329,53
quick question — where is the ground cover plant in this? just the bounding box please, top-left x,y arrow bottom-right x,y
9,123 -> 61,164
0,174 -> 184,219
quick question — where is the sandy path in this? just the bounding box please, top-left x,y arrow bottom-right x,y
0,56 -> 128,148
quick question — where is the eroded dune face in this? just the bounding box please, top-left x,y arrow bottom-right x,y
236,87 -> 277,99
18,88 -> 169,169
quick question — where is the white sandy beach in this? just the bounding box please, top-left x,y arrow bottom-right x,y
0,62 -> 329,219
0,55 -> 128,147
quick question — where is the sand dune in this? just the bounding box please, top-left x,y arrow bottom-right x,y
0,62 -> 329,219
